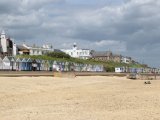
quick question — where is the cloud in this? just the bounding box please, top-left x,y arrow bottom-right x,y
94,40 -> 126,52
0,0 -> 160,67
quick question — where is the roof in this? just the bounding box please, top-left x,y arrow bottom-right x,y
92,51 -> 112,57
17,45 -> 28,50
8,56 -> 16,62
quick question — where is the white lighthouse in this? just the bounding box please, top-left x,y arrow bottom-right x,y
0,30 -> 7,52
12,39 -> 17,56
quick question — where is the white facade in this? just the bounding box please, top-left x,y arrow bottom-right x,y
13,43 -> 17,56
115,67 -> 125,73
121,56 -> 132,64
61,43 -> 91,59
19,44 -> 53,55
0,31 -> 7,52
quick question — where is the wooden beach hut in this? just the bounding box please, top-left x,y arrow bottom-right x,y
0,57 -> 3,70
35,59 -> 41,71
115,67 -> 125,73
81,64 -> 87,71
44,60 -> 50,71
8,56 -> 16,71
2,56 -> 11,70
69,62 -> 75,71
64,62 -> 69,71
79,63 -> 84,72
40,60 -> 45,71
53,61 -> 59,71
61,61 -> 65,71
26,58 -> 32,71
74,63 -> 80,72
16,58 -> 22,71
31,59 -> 38,71
48,60 -> 53,71
56,61 -> 61,71
97,65 -> 104,72
21,58 -> 28,71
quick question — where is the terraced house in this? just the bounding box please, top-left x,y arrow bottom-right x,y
91,51 -> 122,63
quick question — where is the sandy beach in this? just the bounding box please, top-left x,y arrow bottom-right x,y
0,76 -> 160,120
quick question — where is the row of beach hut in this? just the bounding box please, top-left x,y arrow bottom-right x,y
0,56 -> 104,72
115,67 -> 160,73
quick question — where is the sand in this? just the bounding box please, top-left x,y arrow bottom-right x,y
0,76 -> 160,120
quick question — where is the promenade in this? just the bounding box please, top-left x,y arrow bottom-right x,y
0,71 -> 127,77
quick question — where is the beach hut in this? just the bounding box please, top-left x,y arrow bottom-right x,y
81,64 -> 87,71
45,60 -> 50,71
21,58 -> 28,71
69,62 -> 75,71
59,61 -> 65,71
31,59 -> 38,71
64,62 -> 69,71
48,60 -> 53,71
87,64 -> 92,72
40,60 -> 45,71
26,58 -> 32,71
35,59 -> 41,71
2,56 -> 11,70
8,56 -> 16,71
79,63 -> 84,72
56,61 -> 62,71
0,57 -> 3,70
75,63 -> 82,72
16,58 -> 22,71
61,61 -> 65,71
115,67 -> 125,73
99,65 -> 103,72
52,61 -> 60,71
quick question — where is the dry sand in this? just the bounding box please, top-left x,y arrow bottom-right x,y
0,76 -> 160,120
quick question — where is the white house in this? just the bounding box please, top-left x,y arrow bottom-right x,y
17,43 -> 53,55
121,56 -> 132,64
61,43 -> 91,59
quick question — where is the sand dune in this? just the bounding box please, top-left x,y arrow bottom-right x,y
0,76 -> 160,120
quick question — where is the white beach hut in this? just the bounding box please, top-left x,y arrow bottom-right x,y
16,58 -> 22,71
40,60 -> 46,71
2,56 -> 11,70
115,67 -> 124,73
8,56 -> 16,70
0,57 -> 3,70
35,59 -> 41,71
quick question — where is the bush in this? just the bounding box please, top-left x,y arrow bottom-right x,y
45,52 -> 71,59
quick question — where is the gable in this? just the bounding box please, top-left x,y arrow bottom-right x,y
2,56 -> 10,62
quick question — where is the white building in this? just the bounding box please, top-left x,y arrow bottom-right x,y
0,30 -> 7,52
17,43 -> 53,55
0,30 -> 16,56
121,56 -> 132,64
61,43 -> 91,59
115,67 -> 125,73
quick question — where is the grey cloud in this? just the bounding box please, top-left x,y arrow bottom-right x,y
0,0 -> 160,66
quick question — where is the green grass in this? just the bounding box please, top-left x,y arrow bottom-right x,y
16,55 -> 146,72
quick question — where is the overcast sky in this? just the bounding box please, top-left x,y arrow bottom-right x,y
0,0 -> 160,67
